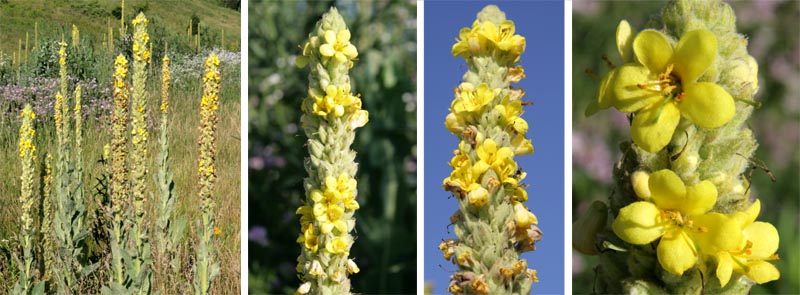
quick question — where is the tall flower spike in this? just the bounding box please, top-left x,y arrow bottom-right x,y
109,54 -> 129,287
295,7 -> 367,295
443,5 -> 539,294
194,53 -> 221,295
17,104 -> 37,293
155,52 -> 185,287
579,0 -> 781,293
129,13 -> 152,293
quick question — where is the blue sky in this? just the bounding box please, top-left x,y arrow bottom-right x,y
423,1 -> 565,294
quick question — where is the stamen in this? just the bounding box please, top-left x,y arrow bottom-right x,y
601,55 -> 615,69
584,68 -> 600,81
675,92 -> 687,102
733,96 -> 762,108
659,64 -> 674,80
695,226 -> 708,233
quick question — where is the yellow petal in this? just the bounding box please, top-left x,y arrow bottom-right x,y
319,44 -> 335,57
611,64 -> 663,113
633,30 -> 673,73
496,147 -> 513,162
596,68 -> 618,111
672,29 -> 717,82
324,30 -> 336,44
681,180 -> 717,216
649,169 -> 686,211
631,102 -> 680,152
745,260 -> 780,284
342,44 -> 358,59
616,20 -> 635,63
478,139 -> 496,160
744,221 -> 779,259
612,201 -> 665,245
657,230 -> 697,275
715,251 -> 734,287
337,30 -> 351,43
693,213 -> 743,253
734,199 -> 761,228
631,170 -> 651,200
678,82 -> 735,129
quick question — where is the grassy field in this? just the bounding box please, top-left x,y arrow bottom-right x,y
0,1 -> 241,294
0,0 -> 241,53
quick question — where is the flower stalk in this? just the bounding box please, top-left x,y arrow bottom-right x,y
580,0 -> 781,293
16,104 -> 37,294
440,5 -> 540,294
194,53 -> 221,295
128,13 -> 153,293
294,7 -> 368,295
108,54 -> 130,289
155,53 -> 186,288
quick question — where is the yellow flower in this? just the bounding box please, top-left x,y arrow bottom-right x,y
443,161 -> 483,197
451,83 -> 495,115
612,169 -> 737,275
513,201 -> 538,228
452,20 -> 486,58
510,133 -> 534,156
591,28 -> 735,152
476,138 -> 514,175
494,97 -> 527,134
467,187 -> 489,208
310,85 -> 359,118
319,29 -> 358,63
325,236 -> 351,255
346,259 -> 360,274
478,20 -> 525,57
213,227 -> 221,236
708,200 -> 780,286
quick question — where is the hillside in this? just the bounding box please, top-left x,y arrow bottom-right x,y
0,0 -> 240,53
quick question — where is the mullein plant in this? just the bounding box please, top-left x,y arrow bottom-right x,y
108,54 -> 130,290
128,13 -> 153,293
40,153 -> 54,286
154,53 -> 186,287
439,5 -> 540,294
576,0 -> 780,293
293,7 -> 368,295
52,40 -> 94,294
194,53 -> 221,295
14,104 -> 44,294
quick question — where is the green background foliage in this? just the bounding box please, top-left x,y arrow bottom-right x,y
572,1 -> 799,294
247,0 -> 417,294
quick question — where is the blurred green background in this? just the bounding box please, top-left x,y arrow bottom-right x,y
572,1 -> 799,294
247,0 -> 416,294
